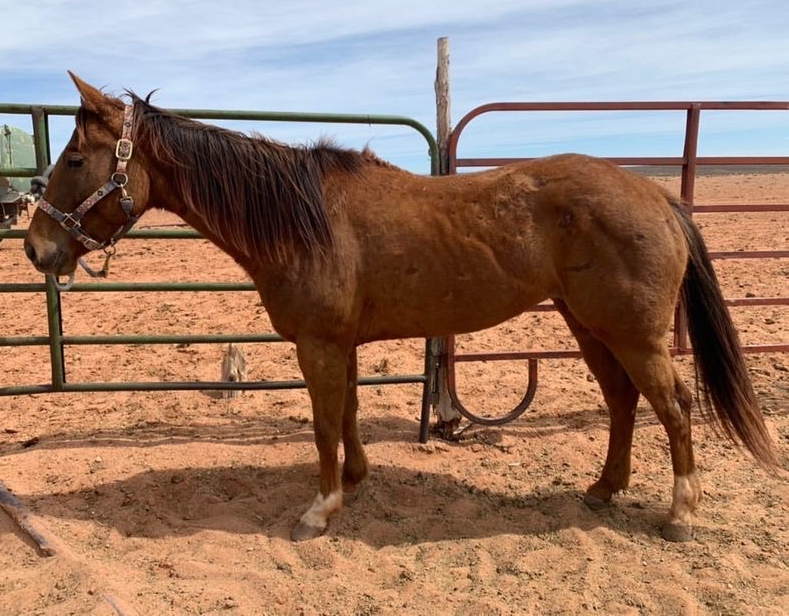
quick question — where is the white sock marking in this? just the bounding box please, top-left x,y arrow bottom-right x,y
299,490 -> 342,529
670,472 -> 700,525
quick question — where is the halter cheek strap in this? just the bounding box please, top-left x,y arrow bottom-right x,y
37,104 -> 140,252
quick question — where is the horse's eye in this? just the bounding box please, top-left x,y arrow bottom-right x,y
66,153 -> 84,168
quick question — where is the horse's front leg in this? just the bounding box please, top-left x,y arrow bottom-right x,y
291,337 -> 352,541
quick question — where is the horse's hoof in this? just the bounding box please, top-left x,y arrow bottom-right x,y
583,492 -> 611,511
290,521 -> 325,542
662,522 -> 694,542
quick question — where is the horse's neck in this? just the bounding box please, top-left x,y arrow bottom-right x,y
148,173 -> 274,282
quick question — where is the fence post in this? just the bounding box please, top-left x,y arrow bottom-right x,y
33,107 -> 65,391
31,106 -> 50,173
44,276 -> 66,390
674,104 -> 701,351
429,36 -> 463,437
435,37 -> 451,176
418,338 -> 437,443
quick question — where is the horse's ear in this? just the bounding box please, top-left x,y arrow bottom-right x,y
67,71 -> 114,117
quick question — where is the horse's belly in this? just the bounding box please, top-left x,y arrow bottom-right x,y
353,196 -> 556,341
358,269 -> 549,341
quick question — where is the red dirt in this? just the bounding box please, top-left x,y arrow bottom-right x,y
0,172 -> 787,615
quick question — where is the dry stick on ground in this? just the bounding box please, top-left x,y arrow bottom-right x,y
0,480 -> 56,556
0,480 -> 138,616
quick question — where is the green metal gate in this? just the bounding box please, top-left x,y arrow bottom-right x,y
0,104 -> 440,442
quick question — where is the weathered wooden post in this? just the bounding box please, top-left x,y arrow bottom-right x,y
435,37 -> 451,175
433,36 -> 462,436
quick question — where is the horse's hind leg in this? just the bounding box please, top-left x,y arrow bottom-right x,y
341,349 -> 368,495
610,340 -> 701,541
555,300 -> 639,507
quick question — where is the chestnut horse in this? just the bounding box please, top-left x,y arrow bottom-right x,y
24,74 -> 775,543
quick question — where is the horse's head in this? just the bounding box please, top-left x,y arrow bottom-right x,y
24,73 -> 151,278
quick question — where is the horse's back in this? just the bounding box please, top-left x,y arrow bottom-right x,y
323,153 -> 688,342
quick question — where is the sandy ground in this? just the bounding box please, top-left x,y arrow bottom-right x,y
0,171 -> 787,615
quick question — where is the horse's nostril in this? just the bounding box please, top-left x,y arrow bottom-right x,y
24,241 -> 37,264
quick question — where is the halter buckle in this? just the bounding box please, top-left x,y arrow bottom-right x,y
115,138 -> 133,161
112,172 -> 129,187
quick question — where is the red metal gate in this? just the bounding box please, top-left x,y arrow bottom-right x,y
444,102 -> 789,425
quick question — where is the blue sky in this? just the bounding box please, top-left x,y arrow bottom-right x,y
1,0 -> 788,172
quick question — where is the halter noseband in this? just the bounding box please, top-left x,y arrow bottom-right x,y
37,104 -> 140,252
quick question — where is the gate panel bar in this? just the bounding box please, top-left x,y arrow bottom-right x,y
445,100 -> 788,427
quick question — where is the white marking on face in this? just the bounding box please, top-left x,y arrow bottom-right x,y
40,237 -> 61,255
299,490 -> 342,529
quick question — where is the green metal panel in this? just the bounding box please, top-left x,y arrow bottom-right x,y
0,374 -> 427,397
0,104 -> 438,175
0,333 -> 285,347
0,281 -> 257,293
44,276 -> 66,390
0,102 -> 439,407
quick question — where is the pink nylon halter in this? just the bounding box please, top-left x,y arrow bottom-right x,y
37,104 -> 139,252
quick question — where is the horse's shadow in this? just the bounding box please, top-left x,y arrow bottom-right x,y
2,406 -> 681,546
0,405 -> 669,458
17,461 -> 668,548
0,414 -> 419,456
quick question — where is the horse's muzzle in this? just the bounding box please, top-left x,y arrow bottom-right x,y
23,237 -> 74,276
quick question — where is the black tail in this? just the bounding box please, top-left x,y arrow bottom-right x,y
669,199 -> 777,466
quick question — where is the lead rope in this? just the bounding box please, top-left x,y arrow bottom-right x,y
55,244 -> 117,290
77,245 -> 117,279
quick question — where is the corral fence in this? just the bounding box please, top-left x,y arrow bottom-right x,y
442,101 -> 789,425
0,104 -> 440,442
2,101 -> 788,438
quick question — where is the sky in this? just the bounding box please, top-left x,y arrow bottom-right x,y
2,0 -> 789,172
